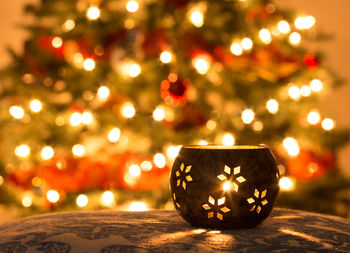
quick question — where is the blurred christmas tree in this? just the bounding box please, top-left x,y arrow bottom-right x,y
0,0 -> 349,217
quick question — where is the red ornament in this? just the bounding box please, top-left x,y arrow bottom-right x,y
38,36 -> 65,59
286,149 -> 335,181
161,73 -> 189,105
304,54 -> 318,69
180,32 -> 212,58
68,103 -> 85,113
142,28 -> 168,57
213,46 -> 236,67
8,153 -> 170,194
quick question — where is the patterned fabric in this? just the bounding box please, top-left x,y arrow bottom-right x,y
0,208 -> 349,252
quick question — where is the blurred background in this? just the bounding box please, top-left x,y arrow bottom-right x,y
0,0 -> 349,222
1,0 -> 349,173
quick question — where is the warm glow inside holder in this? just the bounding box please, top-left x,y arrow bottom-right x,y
170,145 -> 279,229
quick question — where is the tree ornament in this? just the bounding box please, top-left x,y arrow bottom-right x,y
304,53 -> 318,69
38,36 -> 65,59
286,149 -> 335,181
161,74 -> 189,105
6,151 -> 170,198
142,28 -> 168,57
170,145 -> 279,229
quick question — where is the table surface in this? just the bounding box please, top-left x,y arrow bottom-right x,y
0,208 -> 349,252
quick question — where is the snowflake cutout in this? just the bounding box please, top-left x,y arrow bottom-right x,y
172,193 -> 180,209
217,165 -> 246,192
175,163 -> 193,190
202,195 -> 231,220
247,189 -> 268,214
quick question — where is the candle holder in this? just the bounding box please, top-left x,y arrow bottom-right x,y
170,145 -> 279,229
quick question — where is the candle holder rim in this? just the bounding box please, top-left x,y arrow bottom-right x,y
181,144 -> 268,150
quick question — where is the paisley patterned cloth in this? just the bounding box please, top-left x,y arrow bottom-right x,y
0,208 -> 349,252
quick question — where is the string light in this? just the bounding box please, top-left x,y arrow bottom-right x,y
70,112 -> 82,126
295,16 -> 316,30
206,120 -> 217,130
86,6 -> 101,20
55,116 -> 65,126
300,85 -> 311,97
9,106 -> 25,119
189,11 -> 204,27
72,144 -> 85,157
154,153 -> 166,168
259,29 -> 272,44
192,55 -> 211,75
166,145 -> 181,158
141,161 -> 152,171
126,0 -> 139,13
230,42 -> 243,56
81,112 -> 93,125
32,177 -> 44,187
241,109 -> 255,124
322,118 -> 335,131
153,107 -> 165,121
252,121 -> 263,132
129,164 -> 141,177
160,51 -> 173,63
266,99 -> 279,114
51,36 -> 63,48
307,110 -> 321,125
73,53 -> 84,65
97,86 -> 110,100
283,137 -> 300,157
310,79 -> 323,92
29,99 -> 42,113
83,58 -> 96,71
128,63 -> 141,77
15,144 -> 30,158
241,37 -> 253,50
101,191 -> 115,207
279,177 -> 295,191
289,32 -> 301,46
22,195 -> 32,207
108,128 -> 121,143
221,133 -> 235,145
129,201 -> 148,211
76,194 -> 88,207
277,20 -> 291,34
22,73 -> 34,84
121,102 -> 136,118
62,19 -> 75,32
46,190 -> 60,203
288,86 -> 301,100
124,19 -> 135,29
41,146 -> 54,160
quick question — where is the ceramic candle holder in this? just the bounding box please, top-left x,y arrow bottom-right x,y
170,145 -> 280,229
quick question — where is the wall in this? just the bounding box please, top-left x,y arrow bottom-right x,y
276,0 -> 350,176
0,0 -> 349,175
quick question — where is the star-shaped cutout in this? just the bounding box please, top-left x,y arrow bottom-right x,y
217,165 -> 246,192
247,189 -> 268,214
202,195 -> 231,220
175,163 -> 193,190
172,193 -> 180,209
